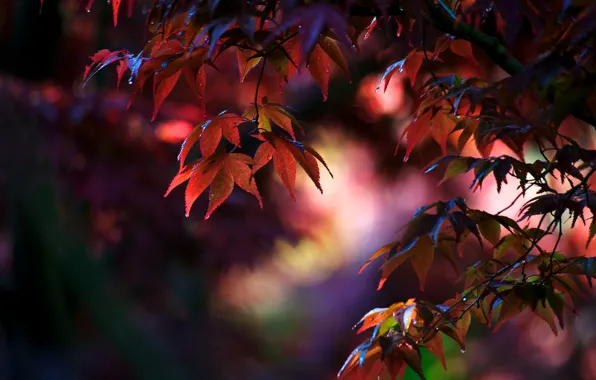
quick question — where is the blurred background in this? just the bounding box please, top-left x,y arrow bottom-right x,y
1,1 -> 596,379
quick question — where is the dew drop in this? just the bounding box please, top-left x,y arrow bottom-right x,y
375,86 -> 380,93
128,78 -> 133,85
403,155 -> 409,162
325,67 -> 330,73
435,327 -> 439,331
462,297 -> 467,302
461,349 -> 466,354
351,44 -> 356,48
86,7 -> 91,12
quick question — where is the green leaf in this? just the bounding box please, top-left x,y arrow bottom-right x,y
478,219 -> 501,245
547,290 -> 565,329
439,157 -> 474,185
494,234 -> 524,259
587,219 -> 596,248
533,301 -> 558,335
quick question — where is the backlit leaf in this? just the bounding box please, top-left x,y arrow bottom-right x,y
185,157 -> 223,217
409,235 -> 435,291
152,70 -> 181,121
425,332 -> 447,370
478,219 -> 501,245
308,44 -> 331,101
205,167 -> 234,219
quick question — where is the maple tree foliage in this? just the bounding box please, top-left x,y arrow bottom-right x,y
79,0 -> 596,378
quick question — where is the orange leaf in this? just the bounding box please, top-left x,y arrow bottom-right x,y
265,108 -> 297,139
238,48 -> 262,82
304,143 -> 333,178
409,235 -> 435,291
226,154 -> 263,208
272,140 -> 297,200
200,120 -> 223,158
302,152 -> 322,193
430,112 -> 455,155
399,111 -> 432,160
359,241 -> 398,274
404,51 -> 424,87
308,44 -> 331,101
184,158 -> 223,217
152,70 -> 181,121
205,168 -> 235,219
178,123 -> 204,169
220,116 -> 242,147
164,160 -> 198,197
253,141 -> 275,172
379,249 -> 412,290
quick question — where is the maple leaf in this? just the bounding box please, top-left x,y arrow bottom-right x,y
152,70 -> 181,121
263,4 -> 350,60
243,98 -> 302,139
308,44 -> 331,101
178,111 -> 245,167
164,152 -> 262,219
379,51 -> 424,92
251,132 -> 332,200
237,47 -> 262,82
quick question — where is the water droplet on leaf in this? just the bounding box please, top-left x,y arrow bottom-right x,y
461,349 -> 466,353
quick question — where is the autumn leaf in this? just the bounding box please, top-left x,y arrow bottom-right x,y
251,132 -> 330,199
430,112 -> 456,155
152,70 -> 181,121
237,47 -> 262,82
478,219 -> 501,245
318,36 -> 351,81
359,241 -> 399,274
178,112 -> 245,167
244,99 -> 301,139
450,40 -> 477,65
409,235 -> 435,291
272,138 -> 298,200
398,111 -> 432,160
112,0 -> 122,26
379,51 -> 424,92
308,43 -> 331,101
184,156 -> 224,217
425,332 -> 447,370
165,152 -> 263,218
206,166 -> 235,219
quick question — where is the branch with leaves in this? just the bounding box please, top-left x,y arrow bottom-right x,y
74,0 -> 596,378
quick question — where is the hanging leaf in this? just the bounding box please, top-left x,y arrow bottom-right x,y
478,219 -> 501,245
425,332 -> 447,370
178,112 -> 245,167
308,43 -> 331,101
152,70 -> 181,121
409,235 -> 435,291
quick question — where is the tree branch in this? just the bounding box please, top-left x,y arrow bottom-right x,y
349,1 -> 596,127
